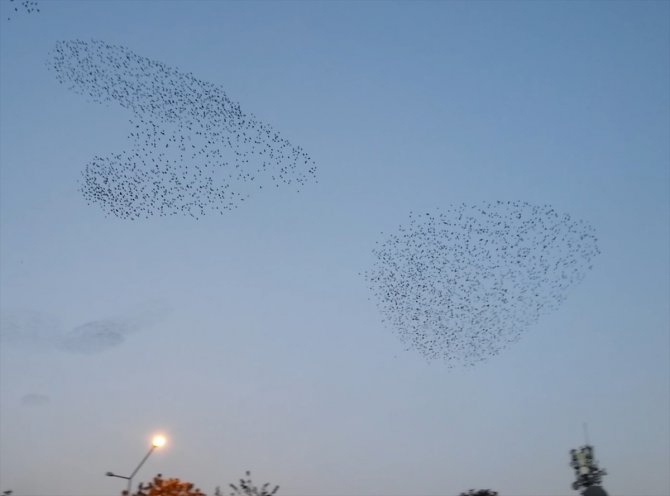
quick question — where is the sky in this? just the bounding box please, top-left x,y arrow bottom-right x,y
0,1 -> 668,495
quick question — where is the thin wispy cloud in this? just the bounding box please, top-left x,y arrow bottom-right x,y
20,393 -> 51,407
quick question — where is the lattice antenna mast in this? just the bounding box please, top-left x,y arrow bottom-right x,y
569,425 -> 608,493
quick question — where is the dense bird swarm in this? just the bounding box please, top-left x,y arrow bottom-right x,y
49,39 -> 317,220
0,301 -> 169,354
365,201 -> 600,366
5,0 -> 39,20
59,319 -> 128,354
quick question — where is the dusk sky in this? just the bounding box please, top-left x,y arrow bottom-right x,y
1,1 -> 668,496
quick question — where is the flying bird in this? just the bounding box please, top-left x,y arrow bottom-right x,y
48,39 -> 317,220
364,201 -> 600,367
5,0 -> 39,21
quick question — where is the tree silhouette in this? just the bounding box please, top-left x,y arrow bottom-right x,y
459,490 -> 499,496
216,471 -> 279,496
130,474 -> 206,496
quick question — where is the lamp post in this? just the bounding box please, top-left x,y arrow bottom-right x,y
106,435 -> 167,495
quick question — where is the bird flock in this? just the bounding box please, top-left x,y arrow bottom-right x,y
10,35 -> 603,367
0,301 -> 169,355
49,39 -> 317,220
364,201 -> 600,366
5,0 -> 39,20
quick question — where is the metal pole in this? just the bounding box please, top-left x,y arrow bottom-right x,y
106,473 -> 130,488
106,445 -> 157,495
583,422 -> 590,445
127,445 -> 156,495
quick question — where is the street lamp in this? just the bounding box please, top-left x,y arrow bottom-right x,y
106,435 -> 167,495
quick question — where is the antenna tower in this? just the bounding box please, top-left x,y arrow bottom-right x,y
569,424 -> 609,496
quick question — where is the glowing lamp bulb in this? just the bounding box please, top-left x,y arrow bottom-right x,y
152,435 -> 167,448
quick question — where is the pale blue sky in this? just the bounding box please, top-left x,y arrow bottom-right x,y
1,1 -> 668,495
